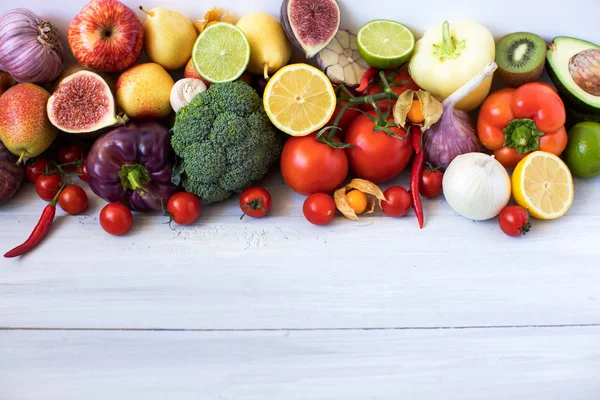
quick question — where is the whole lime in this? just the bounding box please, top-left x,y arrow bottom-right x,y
564,121 -> 600,178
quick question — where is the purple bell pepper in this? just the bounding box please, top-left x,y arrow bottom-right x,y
86,122 -> 179,211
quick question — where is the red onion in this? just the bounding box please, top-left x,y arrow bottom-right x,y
0,9 -> 64,83
424,61 -> 498,170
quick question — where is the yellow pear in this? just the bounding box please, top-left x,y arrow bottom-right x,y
236,12 -> 291,78
116,63 -> 174,120
139,6 -> 197,70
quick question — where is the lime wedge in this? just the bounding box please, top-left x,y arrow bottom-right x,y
357,20 -> 415,69
192,22 -> 250,83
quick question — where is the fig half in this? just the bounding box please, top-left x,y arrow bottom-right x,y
281,0 -> 341,58
47,70 -> 120,134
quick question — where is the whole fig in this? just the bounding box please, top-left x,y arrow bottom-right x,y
0,140 -> 24,203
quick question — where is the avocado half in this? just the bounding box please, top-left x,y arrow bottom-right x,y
547,36 -> 600,114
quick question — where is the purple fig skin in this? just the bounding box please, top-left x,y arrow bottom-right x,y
0,140 -> 24,203
86,121 -> 179,211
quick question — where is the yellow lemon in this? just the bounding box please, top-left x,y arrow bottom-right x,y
511,151 -> 574,220
263,63 -> 336,137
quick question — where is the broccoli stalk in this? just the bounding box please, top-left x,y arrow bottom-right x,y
171,80 -> 282,203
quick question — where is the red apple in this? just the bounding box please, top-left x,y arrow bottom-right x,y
67,0 -> 144,73
183,58 -> 210,87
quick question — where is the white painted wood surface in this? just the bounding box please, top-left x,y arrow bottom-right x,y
2,327 -> 600,400
2,0 -> 600,398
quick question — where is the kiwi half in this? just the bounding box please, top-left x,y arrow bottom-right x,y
496,32 -> 547,87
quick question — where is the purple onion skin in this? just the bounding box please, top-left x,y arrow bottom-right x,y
424,110 -> 482,171
87,122 -> 179,212
0,9 -> 64,84
0,140 -> 24,204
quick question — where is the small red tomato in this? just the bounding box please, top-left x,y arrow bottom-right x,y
25,158 -> 53,183
303,193 -> 336,226
58,143 -> 84,171
381,186 -> 412,217
100,202 -> 133,236
498,206 -> 531,237
76,157 -> 89,182
166,192 -> 201,225
240,186 -> 272,219
58,184 -> 89,215
420,167 -> 443,198
35,174 -> 62,201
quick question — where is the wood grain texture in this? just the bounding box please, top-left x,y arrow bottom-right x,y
1,327 -> 600,399
1,171 -> 599,329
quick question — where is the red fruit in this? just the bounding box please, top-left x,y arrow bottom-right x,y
280,133 -> 348,196
183,58 -> 211,88
67,0 -> 144,73
100,202 -> 133,236
303,193 -> 336,226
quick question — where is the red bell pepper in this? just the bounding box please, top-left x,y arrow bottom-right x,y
477,82 -> 568,169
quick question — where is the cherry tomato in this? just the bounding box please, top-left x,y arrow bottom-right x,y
240,186 -> 272,219
35,174 -> 62,201
281,133 -> 348,195
25,158 -> 53,183
100,202 -> 133,236
58,143 -> 84,170
364,65 -> 420,112
420,167 -> 443,198
345,112 -> 413,182
166,192 -> 201,225
498,206 -> 531,237
76,157 -> 89,182
303,193 -> 336,226
346,190 -> 367,214
58,184 -> 89,215
381,186 -> 412,217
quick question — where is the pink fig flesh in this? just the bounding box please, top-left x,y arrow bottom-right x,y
48,71 -> 116,133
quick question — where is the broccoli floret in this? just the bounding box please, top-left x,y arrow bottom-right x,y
171,80 -> 282,203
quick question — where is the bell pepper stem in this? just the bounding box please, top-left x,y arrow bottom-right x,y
503,118 -> 544,154
441,21 -> 454,54
119,164 -> 151,193
128,169 -> 148,193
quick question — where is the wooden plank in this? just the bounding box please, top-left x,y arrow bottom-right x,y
1,326 -> 599,399
1,172 -> 600,329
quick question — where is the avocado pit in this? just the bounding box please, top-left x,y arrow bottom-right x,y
569,49 -> 600,96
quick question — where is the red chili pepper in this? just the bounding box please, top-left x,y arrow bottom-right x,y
4,186 -> 63,258
356,67 -> 379,93
410,126 -> 425,229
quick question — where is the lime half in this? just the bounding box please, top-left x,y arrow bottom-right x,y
357,20 -> 415,69
192,22 -> 250,83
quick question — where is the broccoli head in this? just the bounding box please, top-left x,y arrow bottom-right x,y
171,80 -> 282,203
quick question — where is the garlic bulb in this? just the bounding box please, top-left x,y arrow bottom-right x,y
0,8 -> 65,83
170,78 -> 207,112
442,152 -> 511,221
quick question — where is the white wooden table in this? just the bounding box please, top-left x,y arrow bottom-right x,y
2,0 -> 600,398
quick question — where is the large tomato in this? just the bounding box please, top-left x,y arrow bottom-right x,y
345,112 -> 413,183
363,65 -> 420,112
281,133 -> 349,195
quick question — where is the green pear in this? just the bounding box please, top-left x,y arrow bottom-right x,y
139,6 -> 197,71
